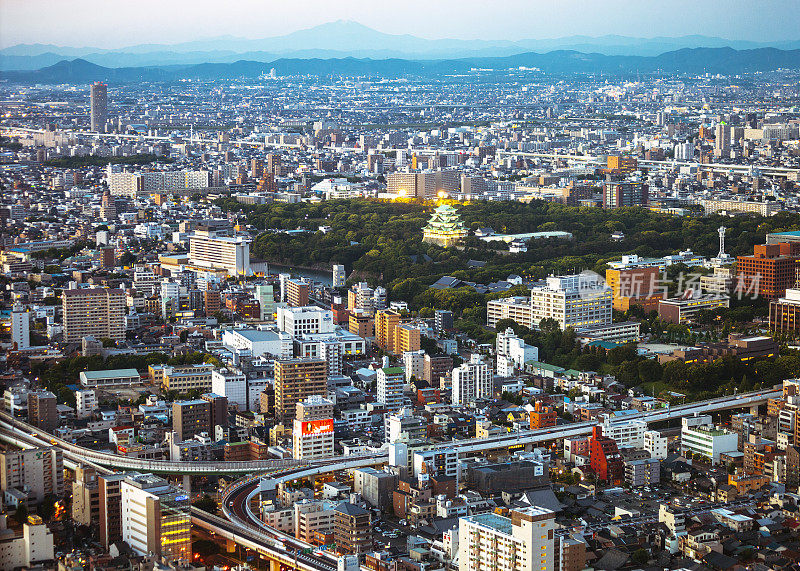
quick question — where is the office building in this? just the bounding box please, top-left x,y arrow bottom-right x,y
120,474 -> 191,559
771,288 -> 800,332
211,369 -> 253,411
294,499 -> 337,544
333,503 -> 372,555
286,278 -> 310,307
99,473 -> 127,549
62,288 -> 125,343
452,355 -> 492,405
27,391 -> 57,433
377,367 -> 405,412
605,264 -> 662,312
10,305 -> 30,350
90,82 -> 107,132
158,364 -> 214,393
274,358 -> 328,426
402,350 -> 426,382
681,415 -> 738,464
277,306 -> 335,337
458,507 -> 555,571
172,399 -> 211,441
0,447 -> 64,503
348,282 -> 375,312
188,232 -> 251,276
589,426 -> 623,484
292,396 -> 335,460
332,264 -> 346,288
530,274 -> 612,330
737,242 -> 800,300
657,295 -> 729,324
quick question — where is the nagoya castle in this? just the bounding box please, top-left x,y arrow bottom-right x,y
422,203 -> 467,247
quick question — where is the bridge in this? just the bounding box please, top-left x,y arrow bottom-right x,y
0,388 -> 779,475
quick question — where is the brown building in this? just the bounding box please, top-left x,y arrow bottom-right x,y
333,502 -> 372,555
172,399 -> 211,441
605,266 -> 663,312
786,446 -> 800,490
274,358 -> 328,426
423,354 -> 453,385
607,155 -> 638,174
529,401 -> 557,429
203,289 -> 221,315
62,288 -> 126,343
28,390 -> 58,433
556,534 -> 588,571
98,473 -> 126,549
737,242 -> 800,300
602,180 -> 648,208
201,392 -> 228,430
349,310 -> 374,338
286,278 -> 310,307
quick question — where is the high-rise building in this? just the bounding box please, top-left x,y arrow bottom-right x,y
0,447 -> 64,503
98,473 -> 127,549
424,354 -> 453,385
172,399 -> 211,441
277,306 -> 335,337
333,503 -> 372,555
452,356 -> 493,405
332,264 -> 346,288
71,466 -> 99,527
90,82 -> 107,132
589,426 -> 624,484
737,242 -> 800,300
292,396 -> 335,460
255,284 -> 275,320
274,358 -> 328,426
27,390 -> 58,433
10,304 -> 30,350
602,180 -> 648,208
120,474 -> 191,559
458,507 -> 556,571
201,392 -> 228,430
285,278 -> 310,307
605,265 -> 663,312
188,232 -> 251,276
62,288 -> 125,343
377,367 -> 405,412
434,309 -> 454,333
530,274 -> 612,330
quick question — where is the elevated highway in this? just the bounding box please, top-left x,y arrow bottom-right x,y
0,388 -> 779,475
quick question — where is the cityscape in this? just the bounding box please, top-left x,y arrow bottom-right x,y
1,2 -> 800,571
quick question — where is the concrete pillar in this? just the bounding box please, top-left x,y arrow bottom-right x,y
182,474 -> 191,494
750,405 -> 760,416
269,559 -> 281,571
226,539 -> 237,553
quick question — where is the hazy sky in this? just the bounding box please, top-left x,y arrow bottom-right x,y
1,0 -> 798,48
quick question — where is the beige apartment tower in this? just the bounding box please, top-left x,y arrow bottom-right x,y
62,288 -> 125,343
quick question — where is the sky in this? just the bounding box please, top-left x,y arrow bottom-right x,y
1,0 -> 798,48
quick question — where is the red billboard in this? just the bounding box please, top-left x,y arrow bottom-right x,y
300,419 -> 334,436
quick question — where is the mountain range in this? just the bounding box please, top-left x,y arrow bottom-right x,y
2,20 -> 800,71
3,46 -> 799,84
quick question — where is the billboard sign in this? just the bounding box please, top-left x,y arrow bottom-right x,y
300,419 -> 333,436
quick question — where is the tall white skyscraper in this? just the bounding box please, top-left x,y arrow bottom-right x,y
452,355 -> 492,405
11,304 -> 30,350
